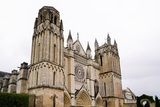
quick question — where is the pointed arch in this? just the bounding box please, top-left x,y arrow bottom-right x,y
54,15 -> 57,25
76,89 -> 92,107
94,79 -> 99,97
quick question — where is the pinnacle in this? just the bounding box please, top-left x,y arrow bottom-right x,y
60,20 -> 63,30
114,39 -> 117,46
107,33 -> 111,44
67,30 -> 73,42
107,33 -> 111,39
77,32 -> 79,40
87,42 -> 91,51
95,38 -> 98,44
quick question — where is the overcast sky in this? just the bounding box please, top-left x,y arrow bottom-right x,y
0,0 -> 160,97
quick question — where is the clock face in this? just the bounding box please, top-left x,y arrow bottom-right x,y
75,65 -> 85,82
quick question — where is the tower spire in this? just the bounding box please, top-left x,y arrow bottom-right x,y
95,38 -> 99,50
86,42 -> 91,58
60,20 -> 64,38
67,30 -> 73,42
114,39 -> 117,47
60,20 -> 63,30
67,30 -> 73,49
77,32 -> 79,40
87,42 -> 91,51
107,33 -> 111,45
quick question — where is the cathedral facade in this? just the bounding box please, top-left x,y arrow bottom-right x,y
0,6 -> 137,107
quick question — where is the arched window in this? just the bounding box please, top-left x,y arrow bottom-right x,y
94,80 -> 99,97
40,15 -> 43,23
50,15 -> 53,23
100,55 -> 103,66
104,82 -> 106,96
36,72 -> 38,85
53,95 -> 56,107
38,43 -> 40,62
54,44 -> 56,61
54,16 -> 57,25
53,72 -> 55,85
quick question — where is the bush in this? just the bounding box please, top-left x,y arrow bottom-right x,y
0,93 -> 29,107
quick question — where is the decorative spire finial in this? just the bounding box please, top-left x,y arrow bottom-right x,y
67,30 -> 73,42
77,32 -> 79,40
95,38 -> 99,50
86,42 -> 92,58
87,42 -> 91,51
107,33 -> 111,45
114,39 -> 117,46
60,20 -> 63,30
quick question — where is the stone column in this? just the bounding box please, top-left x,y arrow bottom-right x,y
61,38 -> 64,66
59,37 -> 61,66
39,33 -> 43,62
50,32 -> 54,62
67,50 -> 76,106
86,78 -> 91,96
36,36 -> 39,62
103,52 -> 108,72
89,64 -> 95,107
60,38 -> 64,66
33,36 -> 36,64
42,31 -> 45,60
43,31 -> 46,60
53,34 -> 55,62
56,36 -> 60,65
33,36 -> 36,63
45,29 -> 50,61
31,36 -> 35,64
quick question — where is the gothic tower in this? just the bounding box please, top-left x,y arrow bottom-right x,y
95,34 -> 123,107
28,6 -> 64,107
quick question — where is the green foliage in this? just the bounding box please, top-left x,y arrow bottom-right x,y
136,94 -> 155,107
140,94 -> 154,103
136,96 -> 143,107
0,93 -> 29,107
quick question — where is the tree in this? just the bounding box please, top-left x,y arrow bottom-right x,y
137,97 -> 143,107
155,96 -> 160,107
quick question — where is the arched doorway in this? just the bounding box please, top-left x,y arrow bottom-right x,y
64,92 -> 71,107
76,90 -> 92,107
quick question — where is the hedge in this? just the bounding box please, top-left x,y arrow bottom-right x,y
0,93 -> 29,107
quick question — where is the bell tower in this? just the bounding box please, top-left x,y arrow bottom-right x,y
28,6 -> 64,107
95,34 -> 123,107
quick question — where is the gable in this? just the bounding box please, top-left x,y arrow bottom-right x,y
73,40 -> 86,56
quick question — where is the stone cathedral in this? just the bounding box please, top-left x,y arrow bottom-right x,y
0,6 -> 137,107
